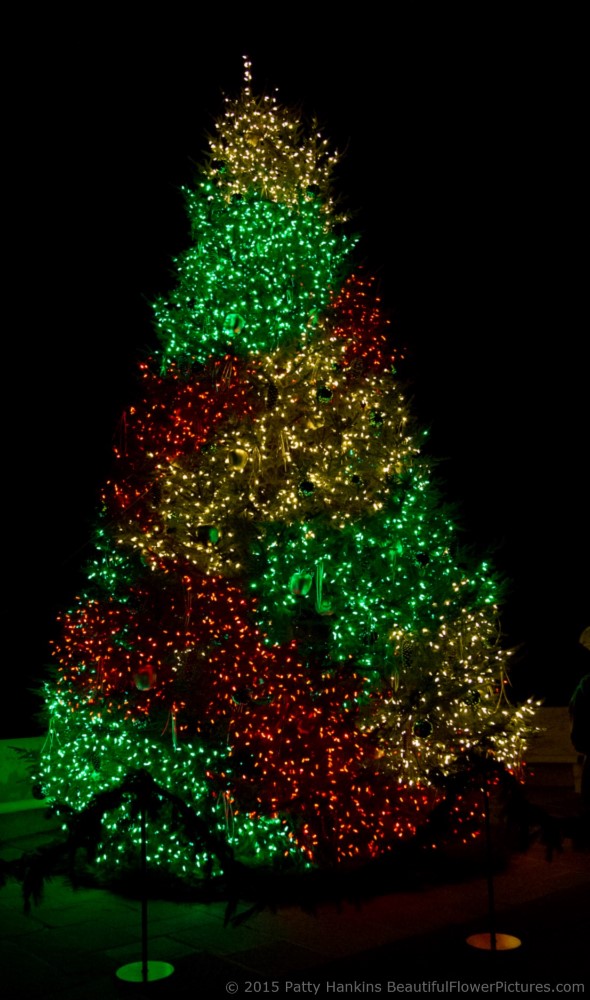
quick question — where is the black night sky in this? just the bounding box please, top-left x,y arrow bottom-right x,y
7,17 -> 588,737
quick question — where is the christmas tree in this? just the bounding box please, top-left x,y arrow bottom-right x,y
38,62 -> 534,878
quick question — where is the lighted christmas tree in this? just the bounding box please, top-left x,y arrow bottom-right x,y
38,63 -> 534,878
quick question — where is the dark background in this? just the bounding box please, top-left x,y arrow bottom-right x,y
6,14 -> 588,737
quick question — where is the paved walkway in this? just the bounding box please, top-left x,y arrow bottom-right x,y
1,787 -> 589,999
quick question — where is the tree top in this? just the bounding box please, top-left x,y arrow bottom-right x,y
205,56 -> 342,215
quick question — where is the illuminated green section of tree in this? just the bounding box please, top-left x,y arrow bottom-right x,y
154,186 -> 353,366
251,464 -> 502,673
39,691 -> 303,876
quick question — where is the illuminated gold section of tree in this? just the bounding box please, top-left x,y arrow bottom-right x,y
207,58 -> 341,214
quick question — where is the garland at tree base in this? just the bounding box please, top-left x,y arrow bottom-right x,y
0,761 -> 567,920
